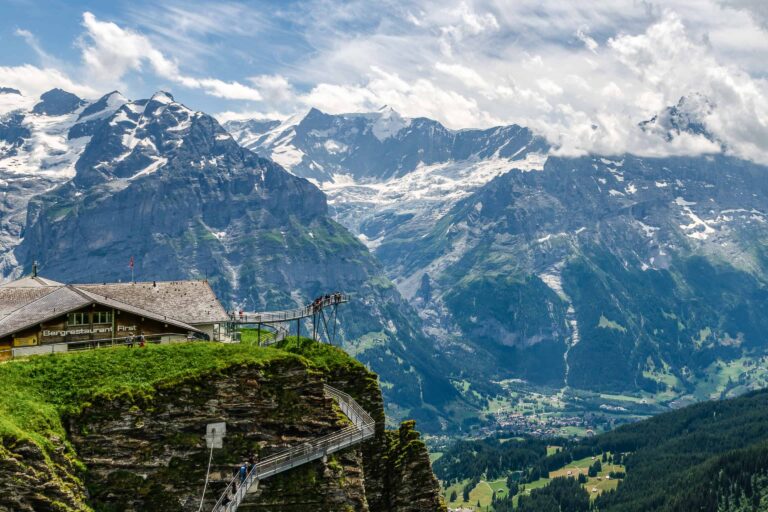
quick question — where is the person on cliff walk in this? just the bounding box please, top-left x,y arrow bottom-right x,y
239,463 -> 247,484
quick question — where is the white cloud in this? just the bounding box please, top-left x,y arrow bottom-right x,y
78,12 -> 263,101
256,1 -> 768,164
720,0 -> 768,29
437,1 -> 500,56
434,62 -> 489,89
536,78 -> 564,96
299,66 -> 499,128
0,64 -> 97,102
576,27 -> 599,53
248,75 -> 295,105
14,29 -> 60,68
215,109 -> 286,123
79,12 -> 180,86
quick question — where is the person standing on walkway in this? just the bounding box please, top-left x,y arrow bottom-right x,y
239,463 -> 247,484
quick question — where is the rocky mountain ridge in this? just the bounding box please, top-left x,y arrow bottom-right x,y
225,107 -> 548,242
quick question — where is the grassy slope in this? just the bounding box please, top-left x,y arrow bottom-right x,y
0,338 -> 366,462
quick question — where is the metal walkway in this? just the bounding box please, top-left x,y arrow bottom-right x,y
230,293 -> 348,324
211,384 -> 375,512
228,293 -> 349,346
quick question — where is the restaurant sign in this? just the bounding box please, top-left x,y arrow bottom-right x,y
42,327 -> 114,337
41,324 -> 138,338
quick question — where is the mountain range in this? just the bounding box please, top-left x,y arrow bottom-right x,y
227,101 -> 768,423
4,86 -> 768,434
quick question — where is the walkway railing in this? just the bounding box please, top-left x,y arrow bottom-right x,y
231,293 -> 349,324
211,384 -> 375,512
4,332 -> 200,360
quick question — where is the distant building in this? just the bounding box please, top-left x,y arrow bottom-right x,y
0,275 -> 228,360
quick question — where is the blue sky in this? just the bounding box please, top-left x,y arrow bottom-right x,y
2,0 -> 768,162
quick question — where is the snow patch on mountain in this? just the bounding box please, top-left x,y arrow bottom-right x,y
0,106 -> 86,178
130,157 -> 168,180
371,106 -> 411,141
323,152 -> 547,240
271,141 -> 305,169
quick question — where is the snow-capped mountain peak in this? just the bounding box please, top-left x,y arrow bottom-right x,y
370,105 -> 410,141
32,88 -> 86,116
149,90 -> 175,105
640,94 -> 718,144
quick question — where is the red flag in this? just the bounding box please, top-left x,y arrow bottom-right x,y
129,256 -> 134,269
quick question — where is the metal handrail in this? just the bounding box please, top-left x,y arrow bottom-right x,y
259,325 -> 290,347
211,384 -> 375,512
3,332 -> 201,360
231,294 -> 349,325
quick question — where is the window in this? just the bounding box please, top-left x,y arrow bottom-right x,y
67,312 -> 87,326
93,311 -> 113,324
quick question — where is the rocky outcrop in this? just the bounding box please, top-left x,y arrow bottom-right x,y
0,342 -> 445,512
0,439 -> 88,512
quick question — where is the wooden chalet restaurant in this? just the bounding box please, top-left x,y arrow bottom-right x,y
0,273 -> 229,361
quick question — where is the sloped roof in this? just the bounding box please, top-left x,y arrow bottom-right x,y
0,286 -> 89,338
0,275 -> 226,339
0,276 -> 63,288
76,281 -> 229,324
0,285 -> 200,339
0,276 -> 66,317
71,287 -> 199,332
0,287 -> 59,317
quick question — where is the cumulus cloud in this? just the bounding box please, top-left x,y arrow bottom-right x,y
78,12 -> 263,101
2,11 -> 267,104
248,75 -> 294,105
0,64 -> 97,100
434,62 -> 489,90
299,66 -> 499,128
720,0 -> 768,29
0,30 -> 95,102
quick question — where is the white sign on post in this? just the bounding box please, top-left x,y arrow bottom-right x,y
206,422 -> 226,449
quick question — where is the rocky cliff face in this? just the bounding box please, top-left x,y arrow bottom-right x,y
0,341 -> 445,512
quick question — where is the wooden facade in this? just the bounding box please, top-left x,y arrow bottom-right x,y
0,276 -> 229,359
1,304 -> 187,349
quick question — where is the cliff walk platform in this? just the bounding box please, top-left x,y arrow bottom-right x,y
226,293 -> 349,346
211,384 -> 375,512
